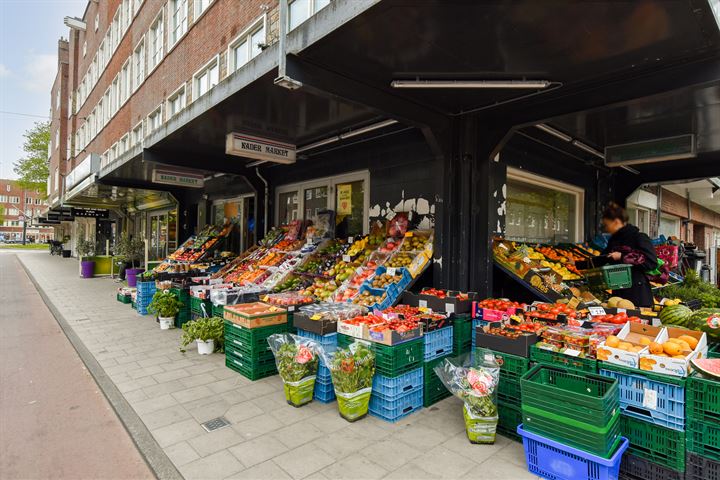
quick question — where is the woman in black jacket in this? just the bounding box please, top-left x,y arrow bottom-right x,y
598,203 -> 658,307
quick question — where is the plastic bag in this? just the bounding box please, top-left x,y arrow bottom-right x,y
267,334 -> 321,384
321,342 -> 376,421
433,348 -> 500,418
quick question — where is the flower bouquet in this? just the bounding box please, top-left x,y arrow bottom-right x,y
323,342 -> 376,422
434,348 -> 500,444
267,334 -> 320,407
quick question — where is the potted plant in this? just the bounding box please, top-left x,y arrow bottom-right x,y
434,348 -> 500,444
324,342 -> 375,422
180,316 -> 224,354
268,334 -> 320,407
116,234 -> 145,286
148,289 -> 184,330
76,238 -> 96,278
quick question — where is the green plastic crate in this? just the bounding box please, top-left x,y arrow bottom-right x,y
497,403 -> 523,442
530,344 -> 598,373
175,313 -> 191,329
226,344 -> 275,365
131,301 -> 136,310
423,375 -> 451,407
337,334 -> 424,378
521,365 -> 619,427
498,377 -> 521,406
212,304 -> 224,318
117,293 -> 132,304
190,296 -> 212,316
709,343 -> 720,359
521,404 -> 622,458
620,414 -> 686,472
453,315 -> 473,355
585,264 -> 633,290
687,418 -> 720,462
224,320 -> 288,344
225,356 -> 277,381
224,330 -> 273,355
491,350 -> 532,380
687,371 -> 720,423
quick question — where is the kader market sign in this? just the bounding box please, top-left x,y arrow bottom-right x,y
225,132 -> 296,164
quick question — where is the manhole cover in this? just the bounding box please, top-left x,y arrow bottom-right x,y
201,416 -> 231,432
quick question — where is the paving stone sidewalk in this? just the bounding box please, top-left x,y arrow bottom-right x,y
18,252 -> 535,480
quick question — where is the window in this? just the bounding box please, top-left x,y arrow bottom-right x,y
169,0 -> 188,45
25,197 -> 31,204
121,0 -> 130,31
119,60 -> 131,104
0,195 -> 6,202
229,19 -> 265,72
131,122 -> 143,146
104,90 -> 111,123
193,57 -> 219,99
98,41 -> 106,70
8,208 -> 18,215
35,198 -> 41,205
111,11 -> 120,49
505,168 -> 584,243
167,85 -> 186,118
82,41 -> 87,57
6,184 -> 10,192
95,13 -> 99,31
289,0 -> 330,30
659,215 -> 681,239
97,100 -> 104,131
110,77 -> 119,116
55,130 -> 59,151
119,134 -> 129,155
148,12 -> 164,71
55,90 -> 60,110
10,196 -> 19,204
195,0 -> 212,18
66,134 -> 71,160
109,144 -> 117,163
133,38 -> 145,90
134,0 -> 144,16
147,106 -> 163,134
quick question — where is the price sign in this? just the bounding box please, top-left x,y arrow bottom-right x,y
343,255 -> 351,263
387,267 -> 397,276
348,237 -> 354,244
588,306 -> 606,316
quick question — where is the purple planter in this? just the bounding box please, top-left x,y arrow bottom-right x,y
80,260 -> 95,278
126,268 -> 144,287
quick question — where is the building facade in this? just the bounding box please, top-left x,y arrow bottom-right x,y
0,180 -> 54,242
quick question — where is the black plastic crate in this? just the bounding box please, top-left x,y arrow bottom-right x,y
619,453 -> 683,480
686,452 -> 720,480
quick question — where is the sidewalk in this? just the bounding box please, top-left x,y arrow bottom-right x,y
17,251 -> 534,480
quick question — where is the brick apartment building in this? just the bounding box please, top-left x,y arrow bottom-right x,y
0,179 -> 54,242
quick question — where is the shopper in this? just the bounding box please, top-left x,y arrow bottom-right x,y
594,202 -> 658,307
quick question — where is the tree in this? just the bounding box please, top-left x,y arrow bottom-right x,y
14,121 -> 50,193
0,205 -> 4,224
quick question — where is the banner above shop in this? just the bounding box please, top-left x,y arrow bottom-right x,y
71,207 -> 109,219
151,169 -> 205,188
225,132 -> 296,164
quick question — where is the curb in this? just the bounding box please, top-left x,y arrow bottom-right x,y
18,255 -> 183,480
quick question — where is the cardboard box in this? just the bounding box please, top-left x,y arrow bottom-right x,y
475,326 -> 538,357
366,325 -> 423,346
293,310 -> 337,335
223,302 -> 287,328
595,323 -> 662,368
336,319 -> 366,339
418,290 -> 478,314
638,328 -> 707,377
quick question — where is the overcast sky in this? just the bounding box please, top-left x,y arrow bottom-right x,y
0,0 -> 86,179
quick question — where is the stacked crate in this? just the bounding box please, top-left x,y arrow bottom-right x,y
599,363 -> 687,478
337,334 -> 425,422
295,328 -> 337,403
190,296 -> 212,320
452,314 -> 473,355
530,344 -> 598,374
492,350 -> 531,441
170,287 -> 191,328
423,354 -> 451,407
135,281 -> 156,315
224,321 -> 286,381
685,370 -> 720,480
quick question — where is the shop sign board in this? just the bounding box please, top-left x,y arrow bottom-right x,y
337,184 -> 352,215
151,169 -> 204,188
71,207 -> 109,219
225,132 -> 296,164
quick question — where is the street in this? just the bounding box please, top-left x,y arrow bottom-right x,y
0,251 -> 154,480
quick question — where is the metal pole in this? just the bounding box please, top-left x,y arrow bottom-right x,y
21,189 -> 27,245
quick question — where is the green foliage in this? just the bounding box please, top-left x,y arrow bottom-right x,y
148,290 -> 184,318
115,234 -> 145,265
13,121 -> 50,193
329,344 -> 375,393
275,343 -> 319,383
661,269 -> 720,308
180,316 -> 224,351
76,238 -> 95,257
0,205 -> 4,224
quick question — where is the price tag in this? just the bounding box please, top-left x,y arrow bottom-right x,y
310,314 -> 322,320
445,303 -> 455,314
484,353 -> 495,363
564,349 -> 582,357
348,237 -> 354,244
404,232 -> 413,237
288,306 -> 295,312
643,388 -> 658,410
418,307 -> 430,313
387,267 -> 397,276
355,267 -> 364,275
567,297 -> 581,309
418,300 -> 428,308
343,255 -> 351,263
588,306 -> 606,316
522,257 -> 532,264
262,295 -> 270,302
616,308 -> 626,314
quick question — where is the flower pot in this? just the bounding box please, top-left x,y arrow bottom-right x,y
159,316 -> 174,330
283,376 -> 316,407
197,339 -> 215,355
463,403 -> 498,444
80,260 -> 95,278
126,268 -> 144,287
61,249 -> 71,258
335,387 -> 372,422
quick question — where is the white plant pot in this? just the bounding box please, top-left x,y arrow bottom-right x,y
197,339 -> 215,355
159,317 -> 174,330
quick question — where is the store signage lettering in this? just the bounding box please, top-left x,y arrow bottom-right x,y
71,208 -> 109,219
151,169 -> 204,188
225,132 -> 296,164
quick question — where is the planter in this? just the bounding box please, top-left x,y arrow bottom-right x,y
159,316 -> 174,330
335,387 -> 372,422
61,249 -> 71,258
463,403 -> 498,444
197,339 -> 215,355
283,376 -> 317,407
126,268 -> 144,287
80,260 -> 95,278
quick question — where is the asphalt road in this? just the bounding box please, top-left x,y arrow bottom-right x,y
0,252 -> 155,480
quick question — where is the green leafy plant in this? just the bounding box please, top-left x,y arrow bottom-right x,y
148,290 -> 184,318
661,269 -> 720,308
115,234 -> 145,267
139,271 -> 155,281
180,316 -> 224,352
328,344 -> 375,393
76,238 -> 95,258
275,342 -> 319,382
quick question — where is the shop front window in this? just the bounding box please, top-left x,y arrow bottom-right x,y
278,191 -> 299,224
304,186 -> 327,220
505,172 -> 582,244
334,180 -> 364,238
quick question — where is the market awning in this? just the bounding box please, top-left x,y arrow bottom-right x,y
62,177 -> 177,213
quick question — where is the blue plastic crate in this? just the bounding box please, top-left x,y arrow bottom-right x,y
423,326 -> 453,361
372,368 -> 423,400
369,387 -> 423,422
471,319 -> 484,348
599,368 -> 685,431
295,329 -> 338,350
317,363 -> 332,383
518,425 -> 629,480
313,378 -> 336,403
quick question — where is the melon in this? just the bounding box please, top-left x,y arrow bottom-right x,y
687,309 -> 720,342
659,304 -> 693,327
692,358 -> 720,379
607,297 -> 623,308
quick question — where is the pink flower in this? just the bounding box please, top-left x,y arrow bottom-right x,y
467,370 -> 481,386
294,345 -> 314,364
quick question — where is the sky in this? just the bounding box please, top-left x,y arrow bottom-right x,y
0,0 -> 86,180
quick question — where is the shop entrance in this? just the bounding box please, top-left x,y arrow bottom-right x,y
148,209 -> 178,260
211,194 -> 255,252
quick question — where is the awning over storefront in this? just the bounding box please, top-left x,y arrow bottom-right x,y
62,179 -> 176,213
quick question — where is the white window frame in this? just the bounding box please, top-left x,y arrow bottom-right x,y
228,16 -> 266,73
131,121 -> 144,146
119,59 -> 131,105
659,214 -> 681,239
133,36 -> 146,91
194,0 -> 213,20
146,105 -> 163,135
168,0 -> 188,46
148,9 -> 165,73
506,167 -> 585,243
166,84 -> 186,119
119,133 -> 129,155
82,40 -> 87,57
134,0 -> 144,17
192,55 -> 220,101
275,170 -> 370,234
95,13 -> 99,31
288,0 -> 331,31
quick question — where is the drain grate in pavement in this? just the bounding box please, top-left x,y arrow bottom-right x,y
201,416 -> 231,432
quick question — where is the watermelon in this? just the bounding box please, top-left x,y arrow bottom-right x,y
659,304 -> 693,327
687,309 -> 720,342
692,358 -> 720,379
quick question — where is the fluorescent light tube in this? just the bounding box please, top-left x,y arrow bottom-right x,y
572,140 -> 605,159
390,80 -> 551,89
339,120 -> 398,140
535,124 -> 572,142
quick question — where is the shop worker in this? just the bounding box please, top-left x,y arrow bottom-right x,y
592,202 -> 658,307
